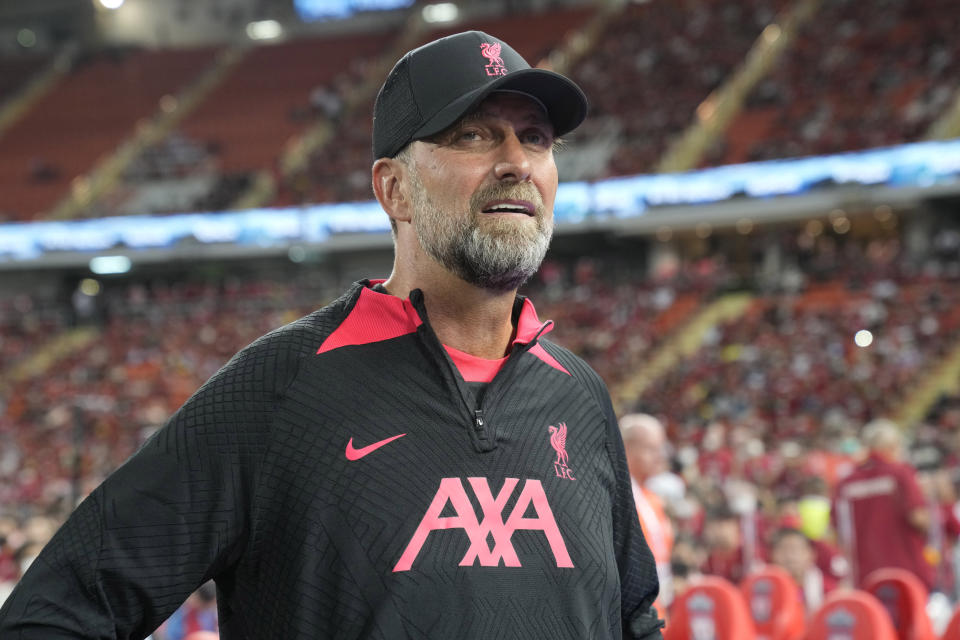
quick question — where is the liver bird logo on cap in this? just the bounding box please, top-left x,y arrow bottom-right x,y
480,42 -> 507,76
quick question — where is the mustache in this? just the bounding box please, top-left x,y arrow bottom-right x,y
469,182 -> 545,215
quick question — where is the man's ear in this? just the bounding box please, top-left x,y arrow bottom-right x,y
372,157 -> 412,225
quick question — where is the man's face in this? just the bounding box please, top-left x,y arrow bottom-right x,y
624,425 -> 667,481
404,92 -> 559,291
771,532 -> 814,581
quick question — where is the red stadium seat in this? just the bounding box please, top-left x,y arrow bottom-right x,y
804,590 -> 898,640
664,575 -> 756,640
740,565 -> 806,640
862,568 -> 936,640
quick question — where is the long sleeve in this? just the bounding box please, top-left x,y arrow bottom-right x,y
539,338 -> 664,640
601,395 -> 664,640
0,332 -> 293,639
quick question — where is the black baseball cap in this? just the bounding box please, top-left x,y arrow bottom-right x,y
373,30 -> 588,160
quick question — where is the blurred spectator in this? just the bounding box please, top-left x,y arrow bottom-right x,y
833,418 -> 936,589
308,84 -> 343,122
769,526 -> 838,612
155,581 -> 218,640
701,503 -> 755,585
669,533 -> 706,605
621,413 -> 676,609
26,157 -> 60,183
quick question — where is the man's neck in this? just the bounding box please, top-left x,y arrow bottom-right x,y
382,269 -> 518,359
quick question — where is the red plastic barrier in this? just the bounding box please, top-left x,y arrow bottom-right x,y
804,589 -> 898,640
862,568 -> 936,640
665,575 -> 756,640
740,566 -> 806,640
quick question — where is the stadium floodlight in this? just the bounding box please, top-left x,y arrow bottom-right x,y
90,255 -> 132,275
79,278 -> 101,296
246,20 -> 283,40
17,29 -> 37,48
98,0 -> 125,9
422,3 -> 458,23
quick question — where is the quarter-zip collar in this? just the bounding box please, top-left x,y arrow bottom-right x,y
318,280 -> 563,363
316,280 -> 572,453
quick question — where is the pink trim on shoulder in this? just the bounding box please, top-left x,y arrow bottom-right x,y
444,345 -> 508,383
529,343 -> 570,376
317,285 -> 422,354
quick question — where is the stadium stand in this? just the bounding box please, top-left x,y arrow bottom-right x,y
4,1 -> 960,636
635,239 -> 960,447
3,0 -> 959,218
718,0 -> 960,165
0,53 -> 52,104
566,0 -> 791,178
0,46 -> 219,220
276,4 -> 598,206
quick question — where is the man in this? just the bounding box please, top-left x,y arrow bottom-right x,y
833,418 -> 935,589
620,414 -> 675,610
0,31 -> 662,639
769,527 -> 837,612
701,503 -> 752,584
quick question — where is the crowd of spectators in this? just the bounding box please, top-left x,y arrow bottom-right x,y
715,0 -> 960,165
276,111 -> 373,206
635,235 -> 960,439
0,274 -> 333,546
2,225 -> 960,633
566,0 -> 789,178
111,0 -> 960,210
529,251 -> 733,387
3,0 -> 958,221
625,398 -> 960,632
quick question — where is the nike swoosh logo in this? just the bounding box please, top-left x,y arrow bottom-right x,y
345,433 -> 406,461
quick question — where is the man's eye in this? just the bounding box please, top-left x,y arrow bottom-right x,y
458,130 -> 483,141
522,130 -> 552,147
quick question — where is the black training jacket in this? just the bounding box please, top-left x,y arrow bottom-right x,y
0,280 -> 662,639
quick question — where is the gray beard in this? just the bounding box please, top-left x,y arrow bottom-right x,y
411,176 -> 553,292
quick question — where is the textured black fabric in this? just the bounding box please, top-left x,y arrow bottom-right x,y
0,281 -> 660,639
371,55 -> 423,160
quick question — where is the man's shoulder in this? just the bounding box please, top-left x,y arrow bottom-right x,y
851,454 -> 916,480
209,283 -> 364,389
251,282 -> 363,347
536,338 -> 615,418
835,457 -> 907,500
537,338 -> 603,384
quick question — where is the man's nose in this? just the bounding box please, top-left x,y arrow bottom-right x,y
493,132 -> 532,183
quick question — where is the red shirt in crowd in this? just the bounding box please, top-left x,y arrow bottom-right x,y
833,453 -> 934,589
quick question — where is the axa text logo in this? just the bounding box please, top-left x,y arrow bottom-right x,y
393,477 -> 573,572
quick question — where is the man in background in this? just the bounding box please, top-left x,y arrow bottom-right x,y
833,418 -> 935,588
622,413 -> 676,610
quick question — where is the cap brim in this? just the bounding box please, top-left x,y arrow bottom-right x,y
410,67 -> 588,143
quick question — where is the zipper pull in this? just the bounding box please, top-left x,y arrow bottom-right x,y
472,409 -> 496,451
